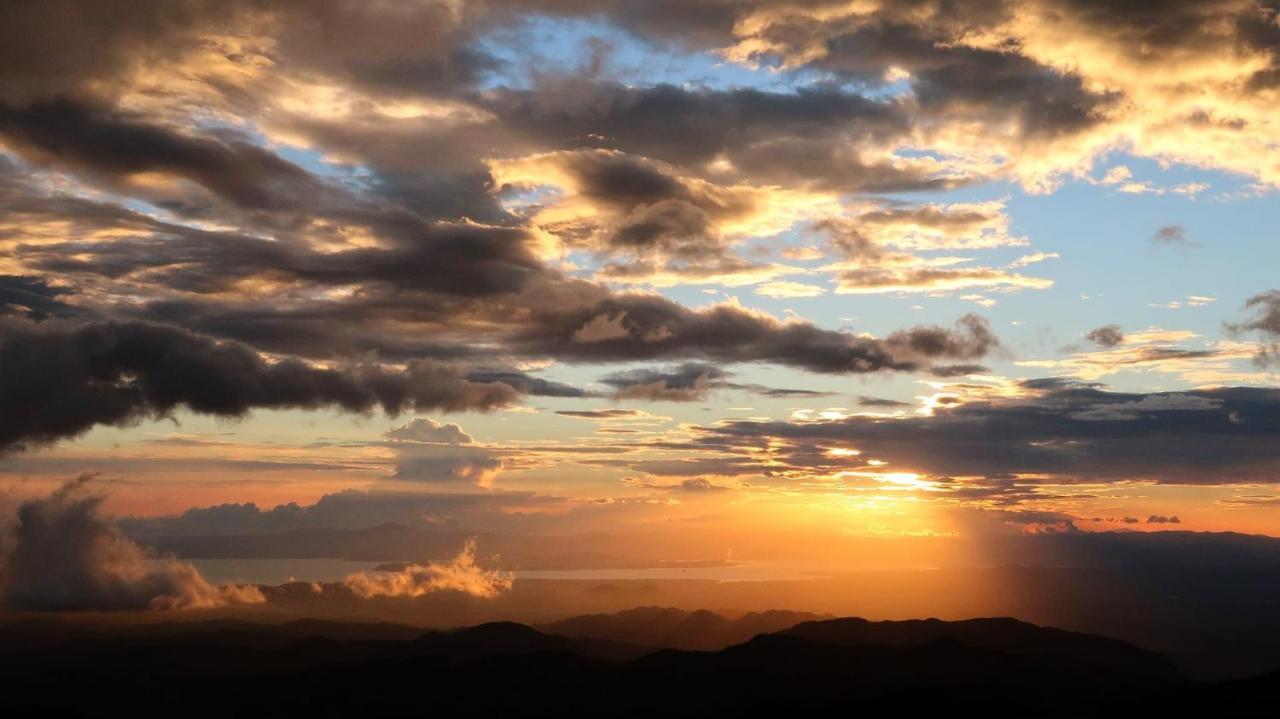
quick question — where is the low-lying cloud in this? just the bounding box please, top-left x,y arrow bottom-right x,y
343,538 -> 512,599
0,476 -> 263,611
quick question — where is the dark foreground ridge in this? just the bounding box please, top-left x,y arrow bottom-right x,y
0,611 -> 1275,717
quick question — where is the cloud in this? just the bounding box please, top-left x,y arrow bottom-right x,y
0,319 -> 518,452
488,83 -> 933,193
555,409 -> 646,420
464,370 -> 590,398
1146,515 -> 1181,524
1226,290 -> 1280,365
832,265 -> 1053,294
520,294 -> 1000,375
695,382 -> 1280,485
385,419 -> 502,486
1020,328 -> 1258,384
1152,225 -> 1193,247
342,538 -> 511,599
601,362 -> 727,402
120,489 -> 559,538
490,148 -> 837,285
813,220 -> 1052,296
857,396 -> 913,409
754,281 -> 826,299
624,477 -> 732,493
386,418 -> 475,445
713,1 -> 1280,189
597,362 -> 845,402
843,200 -> 1029,251
1086,325 -> 1125,348
0,98 -> 328,212
0,476 -> 263,610
928,364 -> 990,378
0,275 -> 77,319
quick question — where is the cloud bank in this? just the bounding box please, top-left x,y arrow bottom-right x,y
0,476 -> 263,610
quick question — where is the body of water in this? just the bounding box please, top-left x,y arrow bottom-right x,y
186,558 -> 837,586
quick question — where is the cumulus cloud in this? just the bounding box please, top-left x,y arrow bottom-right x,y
490,148 -> 838,285
0,476 -> 263,611
385,419 -> 503,486
342,538 -> 511,599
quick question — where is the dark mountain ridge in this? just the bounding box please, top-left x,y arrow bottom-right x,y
0,611 -> 1272,717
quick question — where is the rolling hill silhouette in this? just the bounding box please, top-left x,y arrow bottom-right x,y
540,606 -> 826,650
0,610 -> 1273,716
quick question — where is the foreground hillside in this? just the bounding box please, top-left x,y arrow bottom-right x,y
0,611 -> 1273,717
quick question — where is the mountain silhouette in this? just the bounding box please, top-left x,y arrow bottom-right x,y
540,606 -> 826,650
0,610 -> 1272,717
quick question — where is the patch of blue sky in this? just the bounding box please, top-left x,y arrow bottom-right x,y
993,176 -> 1275,388
191,114 -> 371,188
826,150 -> 1273,372
475,14 -> 816,92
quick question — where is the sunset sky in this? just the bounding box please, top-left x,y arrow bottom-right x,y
3,0 -> 1280,583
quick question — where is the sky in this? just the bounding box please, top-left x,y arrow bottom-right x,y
3,1 -> 1280,610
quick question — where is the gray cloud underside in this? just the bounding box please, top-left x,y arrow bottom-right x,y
694,383 -> 1280,484
0,319 -> 517,452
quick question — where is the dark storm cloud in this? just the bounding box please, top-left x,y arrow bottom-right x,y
909,45 -> 1118,141
489,83 -> 943,192
0,99 -> 328,211
522,291 -> 999,374
0,0 -> 236,102
4,161 -> 1004,380
0,476 -> 262,610
11,0 -> 1269,472
697,383 -> 1280,484
712,5 -> 1116,143
135,299 -> 489,363
13,200 -> 545,298
504,150 -> 734,260
1085,324 -> 1125,348
0,275 -> 77,319
0,319 -> 517,452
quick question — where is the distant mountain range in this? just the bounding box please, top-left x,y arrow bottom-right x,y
539,606 -> 827,650
0,608 -> 1274,716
